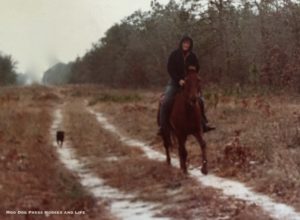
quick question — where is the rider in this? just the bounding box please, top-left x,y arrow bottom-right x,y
159,35 -> 215,134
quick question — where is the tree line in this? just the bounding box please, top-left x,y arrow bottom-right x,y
62,0 -> 299,92
0,53 -> 17,86
42,62 -> 72,85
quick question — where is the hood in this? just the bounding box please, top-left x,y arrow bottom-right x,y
179,35 -> 193,51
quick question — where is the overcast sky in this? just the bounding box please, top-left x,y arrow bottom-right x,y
0,0 -> 170,80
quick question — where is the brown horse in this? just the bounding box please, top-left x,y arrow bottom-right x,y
159,69 -> 208,175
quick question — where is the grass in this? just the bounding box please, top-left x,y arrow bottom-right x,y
93,88 -> 300,211
62,98 -> 270,219
0,86 -> 113,220
88,92 -> 141,106
1,84 -> 294,219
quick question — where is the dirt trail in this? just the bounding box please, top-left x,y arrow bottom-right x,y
52,107 -> 171,220
91,90 -> 300,210
87,105 -> 300,220
44,86 -> 300,219
59,99 -> 271,220
0,86 -> 110,220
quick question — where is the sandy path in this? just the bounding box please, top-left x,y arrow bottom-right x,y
88,107 -> 300,220
51,107 -> 170,220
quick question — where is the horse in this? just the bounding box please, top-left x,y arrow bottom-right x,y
158,68 -> 207,175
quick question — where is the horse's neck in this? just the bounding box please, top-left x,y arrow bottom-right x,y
173,90 -> 201,121
177,88 -> 188,99
173,91 -> 189,115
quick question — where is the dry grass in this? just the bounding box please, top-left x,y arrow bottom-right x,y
2,84 -> 293,219
0,86 -> 113,220
92,89 -> 300,211
63,98 -> 271,219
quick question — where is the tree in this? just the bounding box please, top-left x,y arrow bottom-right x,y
0,54 -> 17,85
67,0 -> 300,92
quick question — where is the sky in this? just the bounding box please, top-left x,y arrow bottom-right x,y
0,0 -> 170,81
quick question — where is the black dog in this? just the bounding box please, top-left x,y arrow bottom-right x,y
56,131 -> 65,147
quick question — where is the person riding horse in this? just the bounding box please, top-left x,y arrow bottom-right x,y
159,35 -> 215,134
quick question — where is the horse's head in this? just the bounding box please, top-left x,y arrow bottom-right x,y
183,66 -> 201,106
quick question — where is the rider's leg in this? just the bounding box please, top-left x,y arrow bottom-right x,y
199,96 -> 216,133
159,85 -> 178,133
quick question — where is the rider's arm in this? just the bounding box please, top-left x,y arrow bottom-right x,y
167,51 -> 182,84
192,53 -> 200,72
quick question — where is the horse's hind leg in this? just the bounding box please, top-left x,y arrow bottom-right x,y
162,131 -> 171,165
177,136 -> 187,174
194,133 -> 208,175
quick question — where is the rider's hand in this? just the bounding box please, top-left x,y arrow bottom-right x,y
179,80 -> 185,86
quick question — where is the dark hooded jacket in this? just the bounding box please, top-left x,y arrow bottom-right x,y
167,36 -> 199,86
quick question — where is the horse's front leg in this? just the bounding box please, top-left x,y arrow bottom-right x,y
194,132 -> 208,175
177,135 -> 187,174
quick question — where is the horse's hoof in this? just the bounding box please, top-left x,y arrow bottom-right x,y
201,167 -> 208,175
181,168 -> 188,175
166,159 -> 171,165
183,171 -> 189,176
